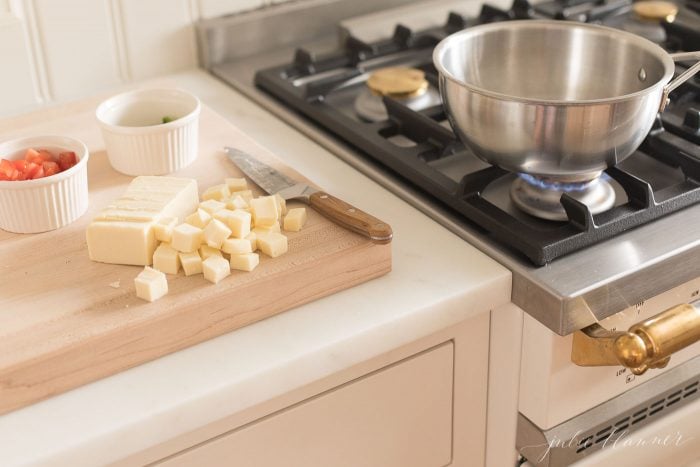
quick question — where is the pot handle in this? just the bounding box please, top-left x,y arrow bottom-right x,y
660,51 -> 700,111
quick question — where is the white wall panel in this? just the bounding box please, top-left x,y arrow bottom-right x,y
197,0 -> 264,19
118,0 -> 197,81
0,14 -> 40,115
29,0 -> 120,100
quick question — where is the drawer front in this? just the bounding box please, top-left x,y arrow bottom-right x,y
158,342 -> 454,467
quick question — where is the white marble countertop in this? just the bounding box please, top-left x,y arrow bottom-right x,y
0,70 -> 511,466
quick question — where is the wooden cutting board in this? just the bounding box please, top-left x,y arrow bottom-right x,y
0,95 -> 391,416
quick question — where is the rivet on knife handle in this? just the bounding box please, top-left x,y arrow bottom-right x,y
309,191 -> 393,244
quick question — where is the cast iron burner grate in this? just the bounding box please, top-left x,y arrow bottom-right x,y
254,0 -> 700,265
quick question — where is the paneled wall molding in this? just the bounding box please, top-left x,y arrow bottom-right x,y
0,0 -> 298,117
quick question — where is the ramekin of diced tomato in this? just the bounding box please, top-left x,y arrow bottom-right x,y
0,135 -> 89,233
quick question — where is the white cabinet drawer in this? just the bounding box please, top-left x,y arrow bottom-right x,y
158,342 -> 454,467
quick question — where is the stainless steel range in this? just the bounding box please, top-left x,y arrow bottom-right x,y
196,0 -> 700,464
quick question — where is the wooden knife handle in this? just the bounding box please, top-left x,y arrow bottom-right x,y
309,191 -> 393,244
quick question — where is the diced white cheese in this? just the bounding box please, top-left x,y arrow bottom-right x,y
226,195 -> 248,210
216,209 -> 251,238
172,223 -> 203,253
185,208 -> 212,229
179,251 -> 203,276
230,190 -> 253,203
152,243 -> 181,275
275,194 -> 287,217
253,223 -> 281,236
245,232 -> 257,252
153,217 -> 177,243
199,244 -> 223,259
203,219 -> 232,249
230,253 -> 259,272
250,196 -> 279,227
283,207 -> 307,232
87,177 -> 198,265
202,184 -> 231,201
134,266 -> 168,302
257,232 -> 288,258
222,237 -> 252,255
199,199 -> 226,215
202,255 -> 230,284
225,177 -> 248,192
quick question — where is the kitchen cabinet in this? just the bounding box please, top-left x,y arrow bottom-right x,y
159,343 -> 454,467
119,311 -> 492,467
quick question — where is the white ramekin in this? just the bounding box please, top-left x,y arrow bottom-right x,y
96,88 -> 200,176
0,135 -> 89,233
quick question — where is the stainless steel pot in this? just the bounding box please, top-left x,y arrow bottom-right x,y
433,20 -> 700,184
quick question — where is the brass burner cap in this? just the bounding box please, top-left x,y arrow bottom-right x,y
633,1 -> 678,22
366,67 -> 429,99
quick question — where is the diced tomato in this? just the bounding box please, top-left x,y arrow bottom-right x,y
0,159 -> 14,178
42,161 -> 60,177
24,148 -> 40,161
13,159 -> 29,172
1,148 -> 74,181
58,151 -> 77,171
25,162 -> 43,179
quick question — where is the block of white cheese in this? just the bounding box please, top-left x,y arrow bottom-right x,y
87,177 -> 198,265
134,266 -> 168,302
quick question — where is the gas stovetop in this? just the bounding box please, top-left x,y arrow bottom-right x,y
198,0 -> 700,335
253,0 -> 700,266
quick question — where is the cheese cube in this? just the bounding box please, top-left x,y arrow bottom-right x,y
202,184 -> 231,201
172,223 -> 203,253
185,208 -> 212,229
199,244 -> 223,259
202,255 -> 230,284
199,199 -> 226,215
275,194 -> 287,217
87,177 -> 198,266
203,219 -> 232,249
231,190 -> 253,203
216,209 -> 251,238
283,208 -> 307,232
257,232 -> 288,258
152,243 -> 181,275
253,223 -> 281,236
245,232 -> 257,251
134,266 -> 168,302
154,217 -> 177,242
225,177 -> 248,192
222,237 -> 252,255
226,195 -> 248,210
230,253 -> 259,272
250,196 -> 279,227
179,251 -> 203,276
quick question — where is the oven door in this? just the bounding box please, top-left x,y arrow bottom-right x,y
517,277 -> 700,466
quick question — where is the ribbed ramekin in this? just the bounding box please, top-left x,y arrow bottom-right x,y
96,88 -> 200,176
0,135 -> 89,233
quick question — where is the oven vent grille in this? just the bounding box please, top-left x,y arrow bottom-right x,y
575,379 -> 699,454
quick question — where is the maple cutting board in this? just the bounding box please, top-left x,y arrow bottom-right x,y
0,95 -> 391,416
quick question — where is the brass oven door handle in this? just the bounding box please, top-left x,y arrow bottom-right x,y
571,301 -> 700,375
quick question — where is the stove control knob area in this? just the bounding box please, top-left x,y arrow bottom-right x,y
571,302 -> 700,375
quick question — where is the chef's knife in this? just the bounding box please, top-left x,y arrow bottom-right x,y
225,147 -> 392,244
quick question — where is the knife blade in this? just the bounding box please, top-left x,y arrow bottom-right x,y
225,147 -> 392,244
